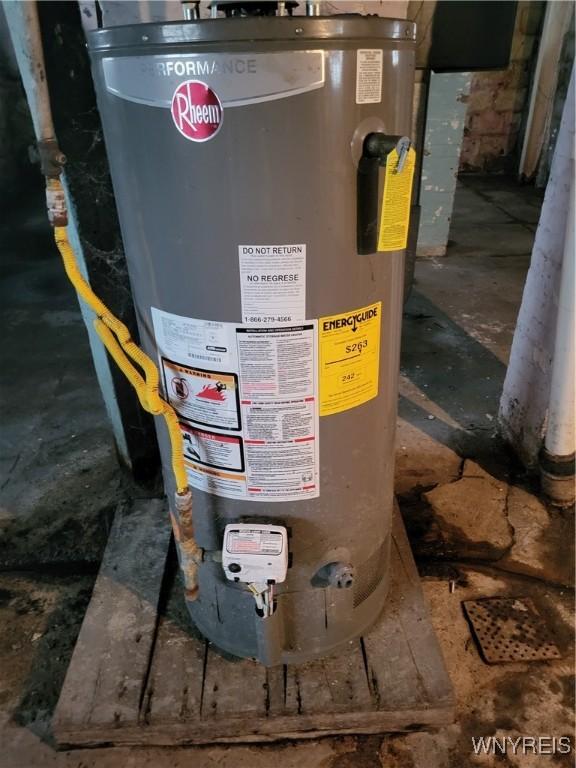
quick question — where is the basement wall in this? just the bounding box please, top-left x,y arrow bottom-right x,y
460,0 -> 545,174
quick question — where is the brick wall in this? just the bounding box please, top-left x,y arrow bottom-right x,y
460,1 -> 545,173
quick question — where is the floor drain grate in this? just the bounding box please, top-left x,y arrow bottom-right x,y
463,597 -> 562,664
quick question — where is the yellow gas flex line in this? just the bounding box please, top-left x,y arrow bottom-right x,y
53,220 -> 203,598
54,222 -> 204,597
53,225 -> 189,495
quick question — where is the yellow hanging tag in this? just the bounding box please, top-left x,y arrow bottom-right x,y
377,146 -> 416,252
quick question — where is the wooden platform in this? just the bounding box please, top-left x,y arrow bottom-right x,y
53,499 -> 455,748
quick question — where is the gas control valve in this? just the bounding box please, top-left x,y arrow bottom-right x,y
222,523 -> 289,618
222,523 -> 289,585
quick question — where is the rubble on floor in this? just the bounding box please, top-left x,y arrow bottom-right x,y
424,460 -> 513,560
401,459 -> 574,589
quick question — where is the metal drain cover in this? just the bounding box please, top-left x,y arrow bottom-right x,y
463,597 -> 561,664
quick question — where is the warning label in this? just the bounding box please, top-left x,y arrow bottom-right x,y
161,359 -> 240,430
181,424 -> 244,472
319,302 -> 382,416
238,244 -> 306,324
244,399 -> 315,442
377,147 -> 416,252
184,459 -> 247,500
356,49 -> 383,105
152,308 -> 319,502
245,440 -> 316,498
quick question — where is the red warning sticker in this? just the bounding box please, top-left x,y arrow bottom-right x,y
161,358 -> 241,431
180,424 -> 244,472
171,80 -> 223,143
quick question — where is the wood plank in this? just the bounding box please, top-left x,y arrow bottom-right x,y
53,498 -> 171,733
54,503 -> 455,748
201,646 -> 269,719
391,516 -> 455,706
55,703 -> 456,749
362,522 -> 429,709
265,665 -> 289,717
286,639 -> 374,715
363,511 -> 455,713
142,572 -> 206,724
363,600 -> 428,710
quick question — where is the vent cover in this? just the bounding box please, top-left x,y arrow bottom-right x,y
463,597 -> 562,664
353,544 -> 386,608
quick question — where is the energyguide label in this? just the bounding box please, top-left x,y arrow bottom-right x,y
318,302 -> 382,416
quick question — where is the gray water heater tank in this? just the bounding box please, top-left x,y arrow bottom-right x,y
88,15 -> 416,665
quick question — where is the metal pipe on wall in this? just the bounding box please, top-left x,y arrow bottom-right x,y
3,1 -> 55,143
4,0 -> 136,469
546,175 -> 575,458
499,68 -> 575,469
541,157 -> 576,507
519,1 -> 574,181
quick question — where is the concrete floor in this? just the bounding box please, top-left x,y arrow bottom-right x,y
0,176 -> 573,767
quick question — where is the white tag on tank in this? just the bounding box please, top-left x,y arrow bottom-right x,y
356,49 -> 383,104
238,244 -> 306,325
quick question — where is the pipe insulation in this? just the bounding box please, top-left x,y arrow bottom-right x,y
499,67 -> 575,466
545,170 -> 575,459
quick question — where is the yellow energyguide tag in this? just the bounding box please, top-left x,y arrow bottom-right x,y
319,302 -> 382,416
377,146 -> 416,252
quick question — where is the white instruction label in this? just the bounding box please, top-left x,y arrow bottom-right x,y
237,325 -> 318,500
238,244 -> 306,324
151,313 -> 235,368
356,49 -> 383,105
152,308 -> 319,502
227,529 -> 284,556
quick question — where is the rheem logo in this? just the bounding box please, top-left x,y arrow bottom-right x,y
171,80 -> 223,142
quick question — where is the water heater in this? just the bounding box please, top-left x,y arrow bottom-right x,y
88,11 -> 416,665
